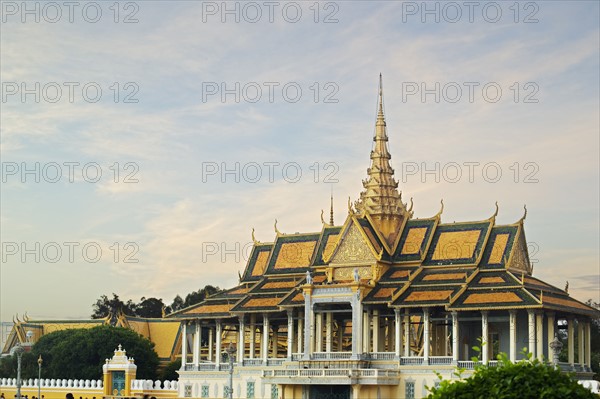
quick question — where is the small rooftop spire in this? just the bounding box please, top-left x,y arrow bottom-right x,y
354,74 -> 408,250
329,193 -> 334,226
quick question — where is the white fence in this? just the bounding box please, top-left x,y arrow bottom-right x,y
0,378 -> 177,392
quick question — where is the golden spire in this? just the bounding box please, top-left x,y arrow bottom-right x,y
329,194 -> 334,226
355,74 -> 408,248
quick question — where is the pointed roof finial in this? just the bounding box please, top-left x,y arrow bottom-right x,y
378,73 -> 384,117
330,193 -> 334,226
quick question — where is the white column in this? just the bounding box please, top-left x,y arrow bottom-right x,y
394,308 -> 402,358
193,322 -> 201,365
208,326 -> 214,362
481,311 -> 489,364
215,320 -> 222,368
181,322 -> 187,369
304,294 -> 313,359
238,316 -> 245,362
372,310 -> 380,352
536,313 -> 544,360
315,312 -> 323,352
404,310 -> 410,357
585,321 -> 591,367
528,310 -> 536,359
287,310 -> 294,359
304,304 -> 314,357
363,310 -> 371,354
386,317 -> 393,351
297,313 -> 304,354
568,318 -> 575,365
325,312 -> 333,352
578,320 -> 584,366
272,324 -> 279,358
262,314 -> 270,363
547,312 -> 555,362
509,311 -> 517,362
452,311 -> 459,363
351,299 -> 363,359
423,308 -> 430,364
250,314 -> 256,358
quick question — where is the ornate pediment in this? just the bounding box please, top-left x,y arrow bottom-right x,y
507,228 -> 532,275
329,222 -> 377,265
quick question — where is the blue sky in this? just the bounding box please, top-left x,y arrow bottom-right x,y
1,1 -> 598,320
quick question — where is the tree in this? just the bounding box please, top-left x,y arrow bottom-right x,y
136,297 -> 165,318
166,295 -> 185,314
0,326 -> 159,380
182,285 -> 220,308
91,293 -> 137,319
159,359 -> 181,380
427,352 -> 596,399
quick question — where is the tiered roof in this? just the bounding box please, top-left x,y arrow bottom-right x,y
169,77 -> 598,321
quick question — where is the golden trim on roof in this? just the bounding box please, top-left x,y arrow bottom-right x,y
401,227 -> 427,255
185,304 -> 232,315
322,233 -> 340,261
479,276 -> 504,284
262,280 -> 298,289
374,287 -> 396,298
463,292 -> 521,304
422,272 -> 466,281
431,230 -> 481,260
391,270 -> 410,279
244,297 -> 282,308
251,251 -> 270,276
488,233 -> 510,264
405,290 -> 453,302
274,241 -> 317,269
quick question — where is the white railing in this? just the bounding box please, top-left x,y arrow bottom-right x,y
0,378 -> 176,392
369,352 -> 396,361
291,353 -> 303,361
0,378 -> 103,389
267,359 -> 285,366
130,379 -> 178,391
400,357 -> 424,366
263,369 -> 400,379
311,352 -> 352,360
198,363 -> 217,370
457,360 -> 481,369
243,359 -> 264,366
429,356 -> 453,365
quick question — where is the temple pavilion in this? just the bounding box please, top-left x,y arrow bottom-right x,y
169,77 -> 599,399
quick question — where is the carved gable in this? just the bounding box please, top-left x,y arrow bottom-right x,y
507,228 -> 532,275
329,222 -> 377,265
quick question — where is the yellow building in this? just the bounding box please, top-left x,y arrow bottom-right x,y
168,77 -> 599,399
2,312 -> 182,366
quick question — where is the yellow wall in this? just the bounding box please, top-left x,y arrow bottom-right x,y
0,386 -> 177,399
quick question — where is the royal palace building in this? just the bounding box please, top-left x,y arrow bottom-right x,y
167,77 -> 599,399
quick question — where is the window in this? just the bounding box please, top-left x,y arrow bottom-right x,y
201,385 -> 209,398
184,385 -> 192,398
271,384 -> 279,399
405,381 -> 415,399
223,385 -> 229,398
247,381 -> 255,399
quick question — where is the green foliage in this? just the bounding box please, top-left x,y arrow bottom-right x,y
427,352 -> 595,399
0,326 -> 159,380
91,293 -> 137,318
92,285 -> 222,318
159,359 -> 181,380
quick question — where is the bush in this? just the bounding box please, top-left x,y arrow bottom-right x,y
428,352 -> 596,399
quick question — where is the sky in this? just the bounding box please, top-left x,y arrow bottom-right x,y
0,1 -> 598,321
